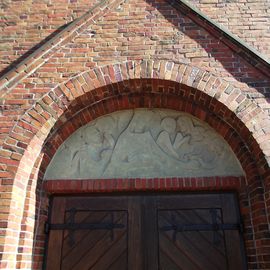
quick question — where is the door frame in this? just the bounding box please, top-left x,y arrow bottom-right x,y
43,181 -> 248,269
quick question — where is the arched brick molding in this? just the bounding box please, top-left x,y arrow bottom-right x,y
0,60 -> 270,269
36,92 -> 266,269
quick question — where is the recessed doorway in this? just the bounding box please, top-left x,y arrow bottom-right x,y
44,193 -> 247,270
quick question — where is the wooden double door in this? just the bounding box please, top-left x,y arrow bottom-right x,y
45,193 -> 247,270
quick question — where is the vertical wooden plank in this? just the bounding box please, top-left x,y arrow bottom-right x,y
220,193 -> 247,269
45,197 -> 66,270
128,196 -> 143,270
142,196 -> 159,270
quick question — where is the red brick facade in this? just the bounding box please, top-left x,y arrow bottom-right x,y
189,0 -> 270,57
0,0 -> 270,269
1,0 -> 269,72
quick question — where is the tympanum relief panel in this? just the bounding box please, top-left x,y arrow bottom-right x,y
45,109 -> 243,179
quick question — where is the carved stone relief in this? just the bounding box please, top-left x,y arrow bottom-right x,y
44,109 -> 244,179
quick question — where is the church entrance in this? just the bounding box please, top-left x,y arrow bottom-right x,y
44,193 -> 246,270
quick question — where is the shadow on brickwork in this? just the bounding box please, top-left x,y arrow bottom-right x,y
1,0 -> 270,102
0,22 -> 72,78
144,0 -> 270,100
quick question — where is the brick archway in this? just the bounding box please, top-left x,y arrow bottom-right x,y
1,60 -> 270,269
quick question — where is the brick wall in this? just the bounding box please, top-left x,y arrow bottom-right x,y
1,0 -> 269,73
1,0 -> 269,146
0,0 -> 270,269
189,0 -> 270,58
32,78 -> 264,268
1,63 -> 269,268
0,0 -> 99,73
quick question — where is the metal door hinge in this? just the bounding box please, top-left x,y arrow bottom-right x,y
160,209 -> 243,246
44,221 -> 50,234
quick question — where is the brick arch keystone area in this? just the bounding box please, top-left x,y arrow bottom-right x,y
1,60 -> 270,269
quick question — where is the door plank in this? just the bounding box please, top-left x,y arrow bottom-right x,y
62,211 -> 127,270
174,210 -> 227,259
46,197 -> 66,270
157,194 -> 246,270
90,233 -> 127,270
62,211 -> 109,259
220,194 -> 246,270
159,211 -> 227,269
159,232 -> 201,270
45,193 -> 247,270
128,196 -> 143,270
142,196 -> 158,270
108,250 -> 128,270
70,227 -> 127,270
160,249 -> 183,270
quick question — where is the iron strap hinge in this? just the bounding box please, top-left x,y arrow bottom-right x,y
44,222 -> 50,234
45,210 -> 124,244
45,222 -> 124,234
160,209 -> 244,245
160,223 -> 243,233
160,222 -> 243,245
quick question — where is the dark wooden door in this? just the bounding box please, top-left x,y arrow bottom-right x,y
156,194 -> 246,270
45,194 -> 246,270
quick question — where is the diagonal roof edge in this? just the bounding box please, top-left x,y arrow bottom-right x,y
0,0 -> 123,97
170,0 -> 270,77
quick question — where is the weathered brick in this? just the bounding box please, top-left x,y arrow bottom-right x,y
0,0 -> 269,269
